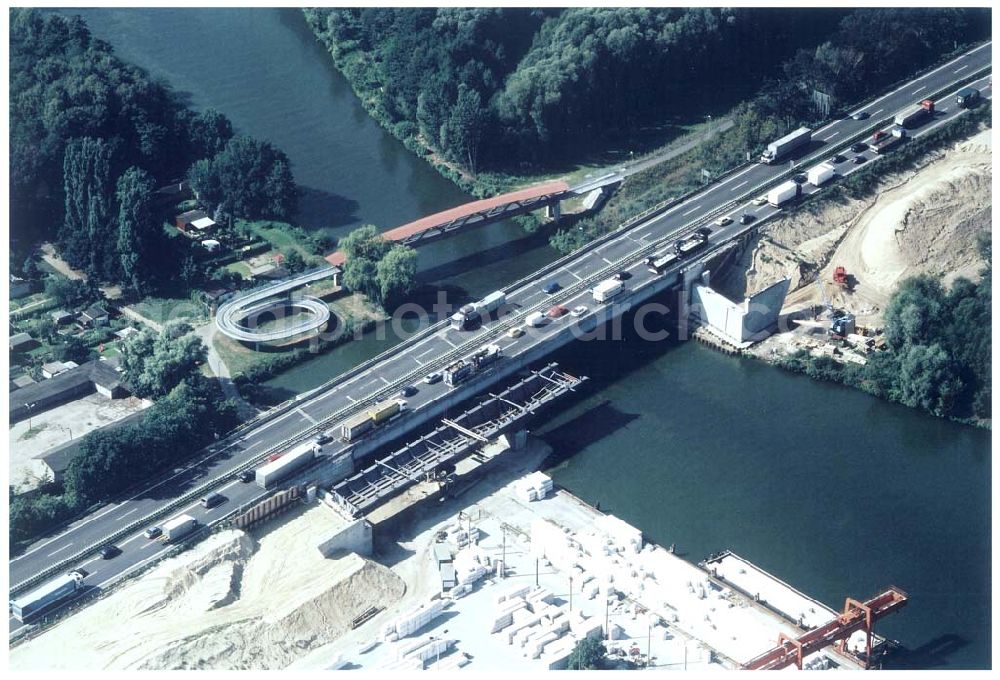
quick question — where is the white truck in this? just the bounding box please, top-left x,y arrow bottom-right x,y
592,279 -> 625,303
525,311 -> 548,328
760,127 -> 812,164
806,162 -> 836,187
450,291 -> 506,330
256,441 -> 320,489
161,514 -> 199,543
767,181 -> 801,207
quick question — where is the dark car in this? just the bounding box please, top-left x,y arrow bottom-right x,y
850,142 -> 867,153
315,433 -> 333,446
239,470 -> 255,483
792,173 -> 807,185
830,154 -> 847,164
851,111 -> 870,121
739,213 -> 756,225
613,271 -> 632,281
201,492 -> 226,509
853,155 -> 868,165
400,384 -> 418,398
100,544 -> 121,560
144,526 -> 162,539
696,226 -> 713,237
542,281 -> 560,294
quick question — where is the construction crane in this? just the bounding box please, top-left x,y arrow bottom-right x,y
742,586 -> 908,670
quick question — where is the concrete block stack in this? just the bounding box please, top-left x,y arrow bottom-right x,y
517,471 -> 553,502
381,600 -> 444,642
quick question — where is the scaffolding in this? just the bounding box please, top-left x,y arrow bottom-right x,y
329,364 -> 585,518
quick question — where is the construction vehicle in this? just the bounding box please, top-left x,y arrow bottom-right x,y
674,232 -> 709,256
760,127 -> 812,164
833,266 -> 849,287
444,344 -> 503,387
893,99 -> 934,128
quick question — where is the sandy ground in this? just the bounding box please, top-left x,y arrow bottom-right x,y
9,504 -> 405,670
720,128 -> 991,332
9,394 -> 151,493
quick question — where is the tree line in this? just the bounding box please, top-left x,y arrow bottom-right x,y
304,8 -> 861,173
11,9 -> 299,296
339,225 -> 418,308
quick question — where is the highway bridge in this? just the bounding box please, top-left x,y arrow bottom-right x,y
9,43 -> 991,637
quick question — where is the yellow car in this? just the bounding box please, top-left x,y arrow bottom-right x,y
715,215 -> 733,227
507,326 -> 525,338
752,196 -> 767,206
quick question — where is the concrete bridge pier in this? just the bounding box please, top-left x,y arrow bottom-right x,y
545,201 -> 562,222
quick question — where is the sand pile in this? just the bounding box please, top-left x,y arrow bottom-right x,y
722,127 -> 991,325
10,505 -> 405,671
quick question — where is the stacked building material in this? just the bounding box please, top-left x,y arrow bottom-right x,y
517,471 -> 553,502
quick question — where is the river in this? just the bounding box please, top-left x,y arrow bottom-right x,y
62,7 -> 990,669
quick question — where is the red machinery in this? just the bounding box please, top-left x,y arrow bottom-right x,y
742,586 -> 908,670
833,266 -> 848,287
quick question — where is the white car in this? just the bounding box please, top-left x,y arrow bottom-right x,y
571,305 -> 588,317
752,196 -> 767,206
714,215 -> 733,227
507,327 -> 525,338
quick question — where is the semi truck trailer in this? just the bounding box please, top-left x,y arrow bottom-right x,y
893,99 -> 934,128
767,181 -> 800,207
255,441 -> 320,488
674,232 -> 708,257
646,250 -> 679,275
868,126 -> 906,154
806,162 -> 836,187
592,279 -> 625,303
10,570 -> 87,623
450,291 -> 506,330
160,514 -> 199,542
760,127 -> 812,164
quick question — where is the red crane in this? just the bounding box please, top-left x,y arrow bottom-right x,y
742,586 -> 908,670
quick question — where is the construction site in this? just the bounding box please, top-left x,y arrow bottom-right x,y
9,402 -> 908,671
720,127 -> 991,365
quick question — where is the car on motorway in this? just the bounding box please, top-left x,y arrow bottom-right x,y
144,526 -> 162,540
201,492 -> 226,509
851,111 -> 870,121
752,196 -> 767,206
542,281 -> 560,294
423,372 -> 442,385
850,142 -> 867,153
792,173 -> 808,184
613,271 -> 632,281
547,304 -> 569,319
239,470 -> 255,483
506,326 -> 525,339
696,226 -> 713,237
829,154 -> 847,164
100,544 -> 122,559
714,215 -> 732,227
400,384 -> 418,397
315,433 -> 333,446
571,305 -> 588,317
853,155 -> 868,165
740,213 -> 755,225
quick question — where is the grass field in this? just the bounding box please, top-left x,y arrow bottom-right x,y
131,296 -> 208,326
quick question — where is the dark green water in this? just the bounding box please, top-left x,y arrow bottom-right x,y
62,8 -> 991,669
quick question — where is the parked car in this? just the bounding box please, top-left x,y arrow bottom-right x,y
739,213 -> 755,225
853,155 -> 868,165
400,384 -> 418,397
851,111 -> 870,121
423,372 -> 442,385
239,470 -> 255,483
143,527 -> 162,540
714,215 -> 732,226
571,305 -> 588,317
201,492 -> 226,509
542,281 -> 560,294
100,544 -> 122,559
547,305 -> 569,319
507,326 -> 525,338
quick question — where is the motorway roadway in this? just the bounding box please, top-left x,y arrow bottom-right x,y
9,43 -> 991,633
